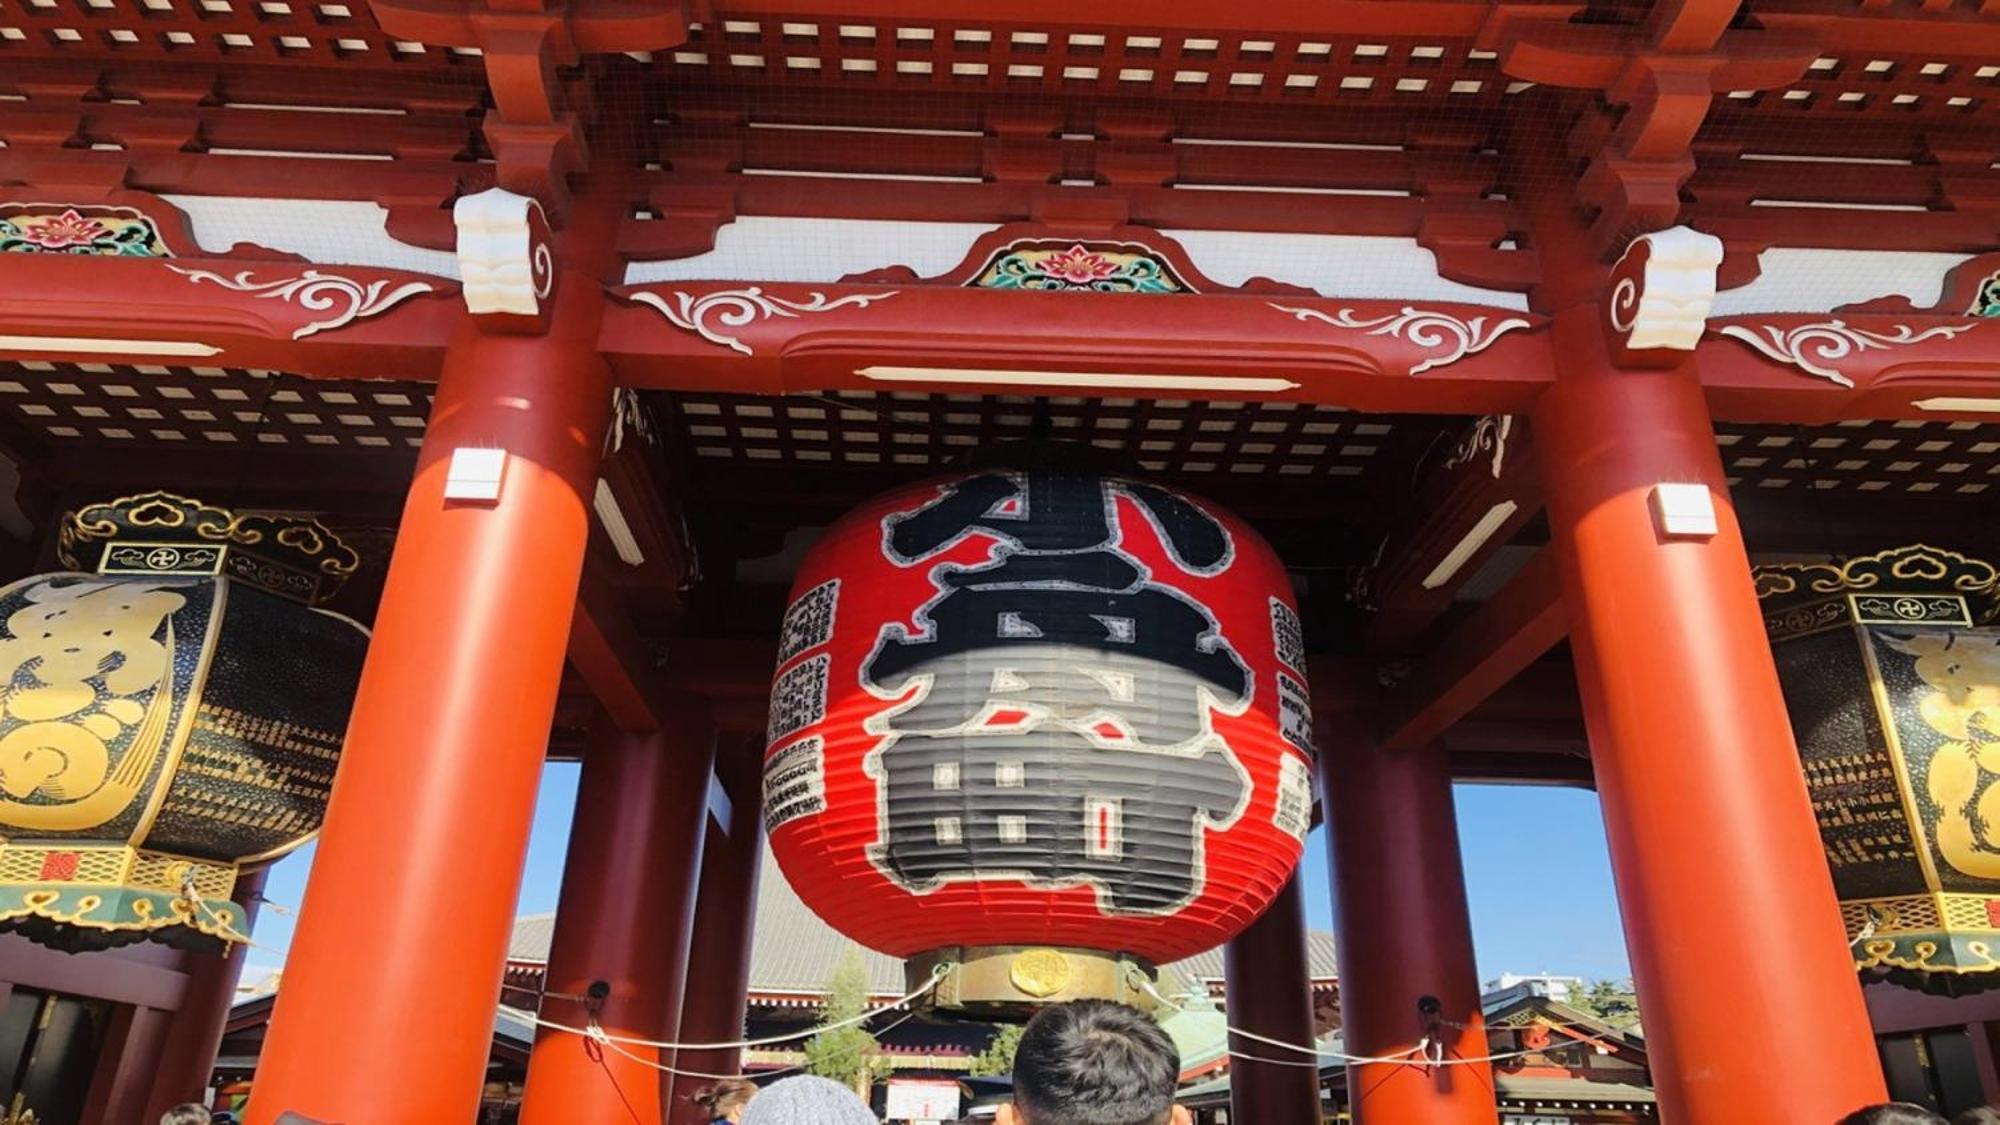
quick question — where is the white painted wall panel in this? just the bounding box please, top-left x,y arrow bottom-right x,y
162,196 -> 461,278
1711,248 -> 1973,316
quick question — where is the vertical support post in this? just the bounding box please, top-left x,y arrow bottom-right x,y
247,282 -> 614,1123
666,735 -> 767,1125
82,1005 -> 174,1125
1321,732 -> 1494,1125
142,868 -> 267,1120
520,717 -> 716,1125
1532,307 -> 1887,1121
1222,873 -> 1322,1125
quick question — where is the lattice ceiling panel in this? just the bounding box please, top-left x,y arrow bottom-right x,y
668,391 -> 1392,480
0,0 -> 486,66
1715,53 -> 2000,122
1717,419 -> 2000,498
0,360 -> 432,449
654,19 -> 1518,106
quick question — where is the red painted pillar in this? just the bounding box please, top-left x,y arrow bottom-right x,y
142,868 -> 267,1119
1222,872 -> 1322,1125
666,735 -> 766,1125
520,717 -> 716,1125
82,1004 -> 175,1125
1321,733 -> 1494,1125
247,282 -> 614,1123
1533,307 -> 1886,1122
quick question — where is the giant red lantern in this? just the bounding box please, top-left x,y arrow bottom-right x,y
764,469 -> 1313,1008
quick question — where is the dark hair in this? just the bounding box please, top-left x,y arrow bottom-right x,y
1012,1000 -> 1179,1125
1839,1105 -> 1948,1125
160,1107 -> 212,1125
691,1079 -> 758,1117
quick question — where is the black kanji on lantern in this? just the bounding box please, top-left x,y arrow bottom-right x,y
872,731 -> 1246,913
861,471 -> 1252,915
884,472 -> 1231,573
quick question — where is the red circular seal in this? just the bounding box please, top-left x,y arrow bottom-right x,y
763,470 -> 1313,964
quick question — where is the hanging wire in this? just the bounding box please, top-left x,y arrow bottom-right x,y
1139,976 -> 1597,1070
216,892 -> 1610,1072
508,962 -> 953,1053
595,1033 -> 803,1083
588,1007 -> 923,1082
1223,1046 -> 1331,1069
181,877 -> 288,959
222,894 -> 1617,1073
247,892 -> 296,918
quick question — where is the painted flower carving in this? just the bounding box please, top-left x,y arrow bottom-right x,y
1041,244 -> 1120,284
973,242 -> 1188,293
0,206 -> 171,257
23,209 -> 109,249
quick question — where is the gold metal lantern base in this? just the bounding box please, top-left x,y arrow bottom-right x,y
908,945 -> 1159,1016
0,842 -> 244,953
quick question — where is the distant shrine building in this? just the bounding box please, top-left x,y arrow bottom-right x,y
5,1 -> 2000,1123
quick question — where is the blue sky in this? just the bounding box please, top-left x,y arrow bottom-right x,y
244,770 -> 1633,987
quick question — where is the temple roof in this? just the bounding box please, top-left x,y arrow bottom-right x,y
506,843 -> 1339,998
1493,1075 -> 1657,1108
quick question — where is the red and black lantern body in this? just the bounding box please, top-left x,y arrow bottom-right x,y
764,469 -> 1313,968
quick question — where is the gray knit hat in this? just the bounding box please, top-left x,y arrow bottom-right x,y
740,1075 -> 878,1125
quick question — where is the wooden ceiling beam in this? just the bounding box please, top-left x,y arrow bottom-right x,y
603,283 -> 1553,412
1756,2 -> 2000,56
1644,0 -> 1748,55
1446,746 -> 1593,787
661,637 -> 779,702
566,551 -> 671,731
0,253 -> 456,383
594,400 -> 700,617
1376,547 -> 1567,753
1357,416 -> 1543,654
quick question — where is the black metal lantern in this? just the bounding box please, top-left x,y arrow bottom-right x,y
0,493 -> 369,953
1756,545 -> 2000,994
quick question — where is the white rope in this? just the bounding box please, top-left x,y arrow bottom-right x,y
587,1009 -> 923,1082
203,904 -> 1598,1075
596,1033 -> 804,1083
250,894 -> 297,918
1139,979 -> 1414,1066
1225,1047 -> 1330,1069
507,962 -> 952,1052
1142,978 -> 1598,1070
181,880 -> 287,958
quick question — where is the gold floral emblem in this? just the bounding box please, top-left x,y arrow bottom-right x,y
1009,949 -> 1072,998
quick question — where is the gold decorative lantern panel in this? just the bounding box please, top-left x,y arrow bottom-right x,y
0,493 -> 368,953
1756,545 -> 2000,994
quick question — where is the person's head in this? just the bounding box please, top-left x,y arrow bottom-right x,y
160,1106 -> 211,1125
1954,1109 -> 2000,1125
1839,1104 -> 1948,1125
691,1078 -> 759,1123
738,1075 -> 875,1125
1001,1000 -> 1190,1125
